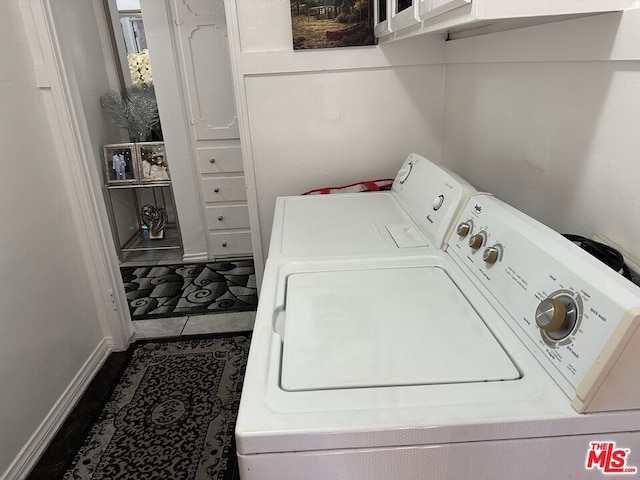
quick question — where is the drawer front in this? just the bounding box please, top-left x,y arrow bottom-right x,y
206,205 -> 250,230
202,177 -> 247,202
198,146 -> 243,174
209,231 -> 253,256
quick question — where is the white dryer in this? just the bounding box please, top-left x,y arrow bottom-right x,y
236,156 -> 640,479
267,153 -> 478,259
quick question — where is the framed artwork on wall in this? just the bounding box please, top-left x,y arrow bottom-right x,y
290,0 -> 376,50
103,144 -> 138,184
137,142 -> 170,183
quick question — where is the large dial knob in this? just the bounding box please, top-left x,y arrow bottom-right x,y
535,293 -> 581,342
468,233 -> 484,250
483,246 -> 500,264
396,162 -> 413,184
535,298 -> 567,332
457,222 -> 471,237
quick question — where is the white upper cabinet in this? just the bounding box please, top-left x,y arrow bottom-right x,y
376,0 -> 634,40
390,0 -> 420,33
421,0 -> 470,21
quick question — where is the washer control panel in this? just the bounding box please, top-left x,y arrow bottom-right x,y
448,195 -> 640,395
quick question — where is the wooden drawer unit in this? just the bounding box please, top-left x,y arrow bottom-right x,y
202,177 -> 247,203
209,231 -> 253,256
197,146 -> 243,174
206,205 -> 250,231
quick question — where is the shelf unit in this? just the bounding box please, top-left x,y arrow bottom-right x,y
105,182 -> 182,262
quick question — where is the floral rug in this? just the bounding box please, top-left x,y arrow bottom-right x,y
121,260 -> 258,320
63,334 -> 250,480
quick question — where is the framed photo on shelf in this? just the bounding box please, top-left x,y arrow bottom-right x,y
137,142 -> 170,183
103,143 -> 138,184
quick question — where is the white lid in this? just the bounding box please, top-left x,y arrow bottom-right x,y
281,267 -> 520,391
279,193 -> 424,256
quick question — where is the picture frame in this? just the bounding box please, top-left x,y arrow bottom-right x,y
290,0 -> 376,50
137,142 -> 170,183
103,143 -> 138,184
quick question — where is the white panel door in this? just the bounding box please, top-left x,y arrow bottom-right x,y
173,0 -> 239,140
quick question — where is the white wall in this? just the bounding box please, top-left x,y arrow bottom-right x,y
233,0 -> 447,256
0,1 -> 109,476
441,9 -> 640,260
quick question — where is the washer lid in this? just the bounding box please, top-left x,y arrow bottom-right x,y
281,267 -> 520,391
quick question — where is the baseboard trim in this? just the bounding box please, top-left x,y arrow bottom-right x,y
182,252 -> 209,263
1,337 -> 115,480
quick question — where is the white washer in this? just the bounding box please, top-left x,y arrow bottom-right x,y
236,158 -> 640,479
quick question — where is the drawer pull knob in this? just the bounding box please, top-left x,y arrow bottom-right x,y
209,158 -> 216,163
214,187 -> 220,193
217,215 -> 224,221
222,242 -> 228,247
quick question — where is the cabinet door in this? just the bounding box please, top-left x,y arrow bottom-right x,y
173,0 -> 239,141
390,0 -> 420,32
419,0 -> 471,20
374,0 -> 391,36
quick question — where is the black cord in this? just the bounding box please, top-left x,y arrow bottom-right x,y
562,234 -> 632,280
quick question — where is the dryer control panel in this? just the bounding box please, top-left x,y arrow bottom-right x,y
448,195 -> 640,412
391,154 -> 477,249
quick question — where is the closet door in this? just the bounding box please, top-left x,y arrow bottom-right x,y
173,0 -> 240,141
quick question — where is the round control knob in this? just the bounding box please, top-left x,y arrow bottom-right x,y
396,162 -> 413,184
535,298 -> 567,332
432,195 -> 444,211
457,222 -> 471,237
483,246 -> 500,264
468,233 -> 484,250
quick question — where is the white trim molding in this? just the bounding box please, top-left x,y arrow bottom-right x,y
224,0 -> 265,287
0,338 -> 114,480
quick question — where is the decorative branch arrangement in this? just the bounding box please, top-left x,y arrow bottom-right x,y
100,85 -> 160,142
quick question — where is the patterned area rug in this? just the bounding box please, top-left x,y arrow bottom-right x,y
122,260 -> 258,320
63,334 -> 250,480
